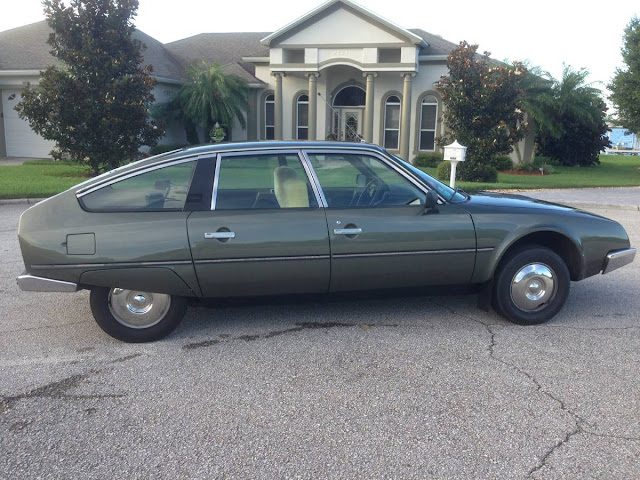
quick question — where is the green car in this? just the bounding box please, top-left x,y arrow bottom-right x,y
17,142 -> 636,342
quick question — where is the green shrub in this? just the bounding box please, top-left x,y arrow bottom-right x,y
150,144 -> 186,155
413,152 -> 444,168
533,155 -> 561,167
461,162 -> 499,182
513,162 -> 538,173
436,160 -> 498,183
491,155 -> 513,171
436,161 -> 451,181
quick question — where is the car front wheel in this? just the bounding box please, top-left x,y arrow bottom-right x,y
492,246 -> 570,325
90,287 -> 188,342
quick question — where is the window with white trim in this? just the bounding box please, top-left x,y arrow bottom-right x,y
384,95 -> 401,150
264,94 -> 275,140
419,95 -> 438,151
296,94 -> 309,140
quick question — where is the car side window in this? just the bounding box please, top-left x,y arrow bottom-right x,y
214,154 -> 319,210
306,153 -> 425,208
80,160 -> 197,211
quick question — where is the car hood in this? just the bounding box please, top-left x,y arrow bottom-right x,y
459,191 -> 613,218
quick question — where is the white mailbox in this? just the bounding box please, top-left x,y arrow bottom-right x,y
443,140 -> 467,188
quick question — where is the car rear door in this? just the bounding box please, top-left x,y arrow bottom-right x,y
303,149 -> 476,292
187,150 -> 330,298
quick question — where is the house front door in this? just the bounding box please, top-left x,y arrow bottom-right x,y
340,109 -> 362,141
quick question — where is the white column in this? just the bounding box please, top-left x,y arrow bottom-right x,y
363,72 -> 377,143
273,72 -> 284,140
399,73 -> 415,161
307,73 -> 319,140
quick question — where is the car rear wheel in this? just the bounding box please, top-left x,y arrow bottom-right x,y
492,246 -> 570,325
90,287 -> 188,342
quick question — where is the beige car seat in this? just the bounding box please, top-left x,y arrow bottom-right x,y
273,166 -> 310,208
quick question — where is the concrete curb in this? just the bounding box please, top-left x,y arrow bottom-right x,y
0,198 -> 46,206
562,202 -> 640,211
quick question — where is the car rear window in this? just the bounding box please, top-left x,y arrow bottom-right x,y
79,160 -> 198,211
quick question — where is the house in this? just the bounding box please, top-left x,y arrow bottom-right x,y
0,0 -> 534,163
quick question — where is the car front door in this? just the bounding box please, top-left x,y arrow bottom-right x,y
187,150 -> 330,298
304,150 -> 476,292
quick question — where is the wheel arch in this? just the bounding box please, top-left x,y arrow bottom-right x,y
491,229 -> 585,282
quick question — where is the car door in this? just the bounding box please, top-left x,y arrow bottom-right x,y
303,150 -> 476,292
187,150 -> 330,298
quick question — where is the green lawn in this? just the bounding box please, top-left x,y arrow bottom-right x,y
0,160 -> 88,199
420,154 -> 640,192
1,154 -> 639,199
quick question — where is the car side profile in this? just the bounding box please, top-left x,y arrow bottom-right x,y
17,142 -> 636,342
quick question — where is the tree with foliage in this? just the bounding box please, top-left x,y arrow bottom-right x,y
534,67 -> 610,166
608,16 -> 640,135
172,62 -> 249,143
436,41 -> 527,181
15,0 -> 162,175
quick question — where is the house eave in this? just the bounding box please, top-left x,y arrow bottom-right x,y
260,0 -> 427,48
242,57 -> 270,63
418,55 -> 449,62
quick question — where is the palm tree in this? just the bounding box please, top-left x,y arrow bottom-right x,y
177,62 -> 249,142
518,66 -> 604,162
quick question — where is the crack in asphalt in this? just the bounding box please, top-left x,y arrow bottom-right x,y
1,370 -> 125,416
539,324 -> 640,332
109,353 -> 143,364
182,321 -> 399,350
431,301 -> 639,478
1,320 -> 90,335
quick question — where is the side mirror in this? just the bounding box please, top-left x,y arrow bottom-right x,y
356,173 -> 367,187
424,190 -> 439,214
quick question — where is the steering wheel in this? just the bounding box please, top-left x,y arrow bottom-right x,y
356,178 -> 384,206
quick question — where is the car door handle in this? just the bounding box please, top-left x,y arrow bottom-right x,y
334,228 -> 362,235
204,232 -> 236,239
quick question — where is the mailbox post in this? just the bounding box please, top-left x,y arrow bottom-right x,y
443,140 -> 467,188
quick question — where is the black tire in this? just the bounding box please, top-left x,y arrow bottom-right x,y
492,246 -> 570,325
90,287 -> 188,342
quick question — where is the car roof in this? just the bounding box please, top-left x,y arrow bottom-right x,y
73,141 -> 389,194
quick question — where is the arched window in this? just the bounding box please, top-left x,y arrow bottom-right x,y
419,95 -> 438,151
264,93 -> 275,140
384,95 -> 401,150
296,94 -> 309,140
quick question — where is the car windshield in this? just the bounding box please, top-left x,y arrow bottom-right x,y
389,154 -> 467,202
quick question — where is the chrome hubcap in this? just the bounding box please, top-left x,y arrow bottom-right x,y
510,263 -> 557,312
108,288 -> 171,329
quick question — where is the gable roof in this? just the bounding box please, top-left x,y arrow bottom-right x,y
409,29 -> 458,56
261,0 -> 426,47
164,32 -> 268,84
0,20 -> 184,81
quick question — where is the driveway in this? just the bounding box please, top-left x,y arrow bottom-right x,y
0,203 -> 638,479
519,187 -> 640,210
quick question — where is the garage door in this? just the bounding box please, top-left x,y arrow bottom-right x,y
2,89 -> 54,158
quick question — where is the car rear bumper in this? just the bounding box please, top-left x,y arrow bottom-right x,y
17,272 -> 79,292
602,248 -> 637,275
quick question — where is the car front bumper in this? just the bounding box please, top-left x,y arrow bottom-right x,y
602,248 -> 637,275
17,272 -> 79,292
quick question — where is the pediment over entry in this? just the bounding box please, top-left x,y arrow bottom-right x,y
261,0 -> 426,48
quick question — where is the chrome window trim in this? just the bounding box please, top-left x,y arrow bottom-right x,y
76,156 -> 202,198
210,153 -> 222,210
211,149 -> 323,211
299,149 -> 328,208
301,148 -> 432,204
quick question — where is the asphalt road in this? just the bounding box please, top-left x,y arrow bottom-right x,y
1,201 -> 639,479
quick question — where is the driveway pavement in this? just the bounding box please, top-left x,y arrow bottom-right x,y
0,203 -> 639,479
0,157 -> 44,166
522,187 -> 640,211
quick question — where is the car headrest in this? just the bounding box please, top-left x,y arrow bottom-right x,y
274,166 -> 310,208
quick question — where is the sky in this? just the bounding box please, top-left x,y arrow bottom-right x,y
2,0 -> 639,100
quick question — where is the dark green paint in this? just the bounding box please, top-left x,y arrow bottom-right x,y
17,142 -> 633,299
